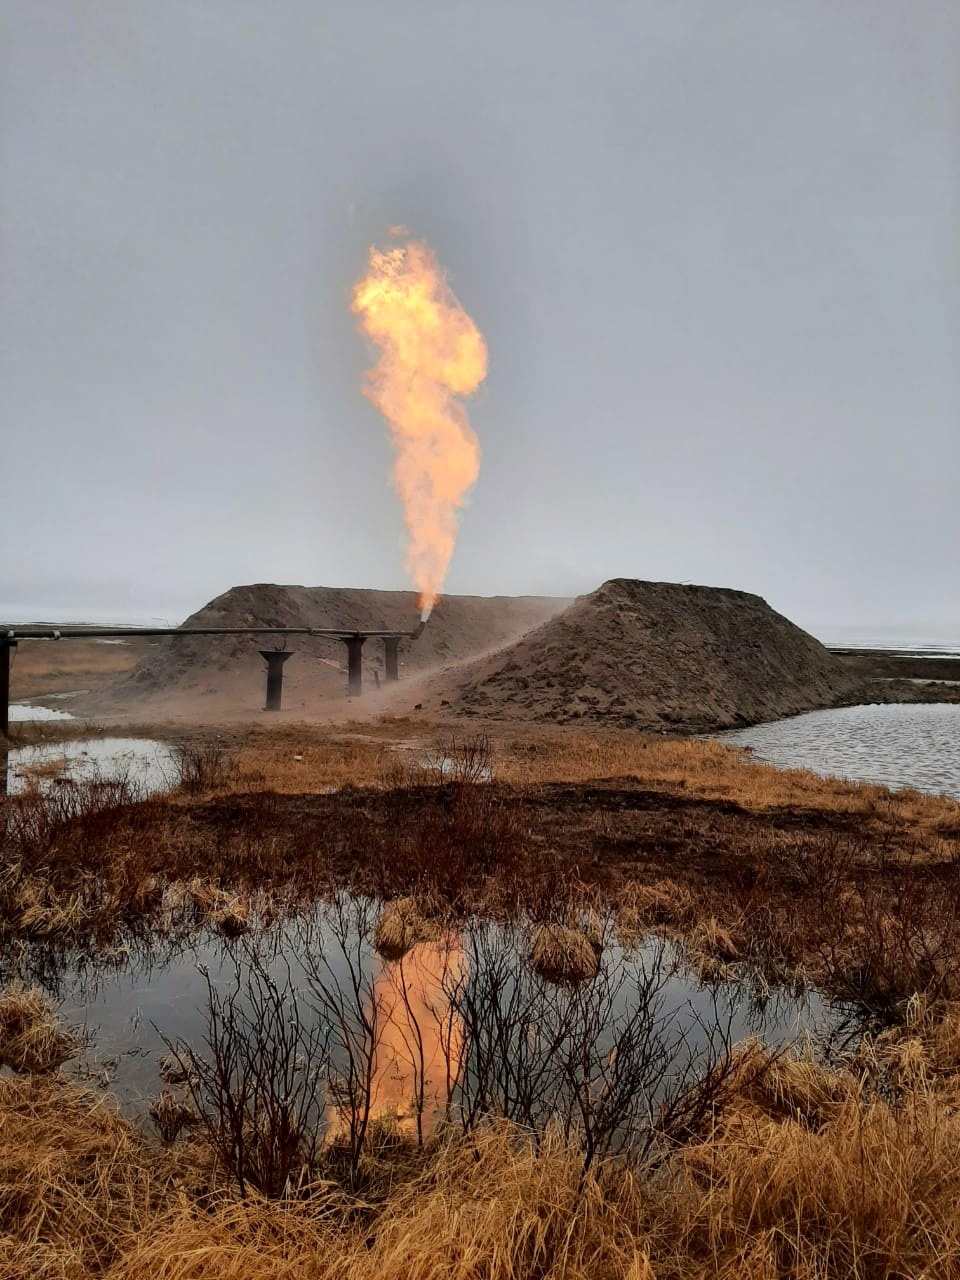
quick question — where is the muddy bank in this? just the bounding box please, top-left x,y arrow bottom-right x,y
834,648 -> 960,706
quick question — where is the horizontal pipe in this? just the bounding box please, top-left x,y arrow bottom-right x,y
2,625 -> 417,641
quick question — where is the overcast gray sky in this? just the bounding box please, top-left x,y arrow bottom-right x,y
2,1 -> 957,639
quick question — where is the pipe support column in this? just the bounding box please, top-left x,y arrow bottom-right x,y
259,650 -> 292,711
383,636 -> 400,682
0,640 -> 16,739
344,636 -> 365,697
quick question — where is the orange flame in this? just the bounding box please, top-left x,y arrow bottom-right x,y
352,236 -> 487,618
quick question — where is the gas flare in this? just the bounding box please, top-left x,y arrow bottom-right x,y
352,235 -> 487,619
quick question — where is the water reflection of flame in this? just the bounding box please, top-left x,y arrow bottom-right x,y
369,935 -> 466,1135
325,936 -> 466,1142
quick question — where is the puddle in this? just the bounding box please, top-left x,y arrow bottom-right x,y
7,703 -> 76,722
383,740 -> 496,782
5,737 -> 177,796
1,903 -> 846,1136
416,752 -> 494,782
722,703 -> 960,799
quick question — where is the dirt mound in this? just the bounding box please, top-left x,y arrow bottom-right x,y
95,584 -> 567,717
443,579 -> 856,731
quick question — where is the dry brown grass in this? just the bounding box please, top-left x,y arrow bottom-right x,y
18,714 -> 959,851
204,728 -> 389,794
327,1123 -> 643,1280
104,1197 -> 336,1280
494,724 -> 960,837
161,720 -> 960,867
4,1024 -> 960,1280
0,983 -> 78,1074
3,720 -> 959,1010
3,719 -> 960,1273
9,637 -> 150,700
149,1091 -> 199,1144
199,725 -> 476,795
616,882 -> 698,947
184,879 -> 253,937
15,755 -> 72,781
688,917 -> 743,964
5,719 -> 113,748
677,1091 -> 960,1277
0,1075 -> 168,1280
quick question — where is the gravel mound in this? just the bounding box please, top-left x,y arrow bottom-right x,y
447,578 -> 855,731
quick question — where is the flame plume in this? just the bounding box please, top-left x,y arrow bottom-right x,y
352,236 -> 487,619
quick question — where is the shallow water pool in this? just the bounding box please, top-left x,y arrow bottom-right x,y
722,703 -> 960,799
2,905 -> 845,1136
7,702 -> 76,722
5,737 -> 177,796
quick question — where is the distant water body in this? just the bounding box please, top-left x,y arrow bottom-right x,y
819,626 -> 960,653
722,704 -> 960,801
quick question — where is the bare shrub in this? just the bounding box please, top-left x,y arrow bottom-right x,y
299,896 -> 384,1188
159,944 -> 331,1198
151,903 -> 748,1189
848,865 -> 960,1013
422,734 -> 493,785
653,1036 -> 783,1149
374,782 -> 531,904
446,921 -> 736,1174
175,739 -> 234,795
2,772 -> 145,863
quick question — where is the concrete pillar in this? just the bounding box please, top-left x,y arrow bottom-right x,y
383,636 -> 400,682
259,650 -> 292,711
0,639 -> 16,739
344,635 -> 365,697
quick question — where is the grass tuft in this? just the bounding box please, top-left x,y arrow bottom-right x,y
373,896 -> 440,960
149,1091 -> 199,1144
529,923 -> 600,983
0,982 -> 78,1074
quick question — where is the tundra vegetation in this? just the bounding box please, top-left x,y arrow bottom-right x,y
2,719 -> 960,1278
